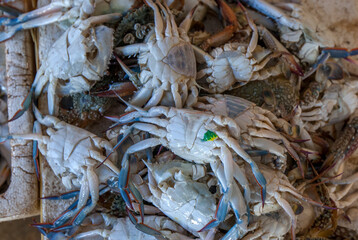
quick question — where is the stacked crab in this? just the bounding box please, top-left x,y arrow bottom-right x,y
1,0 -> 358,239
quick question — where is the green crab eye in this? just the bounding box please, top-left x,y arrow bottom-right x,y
202,130 -> 218,142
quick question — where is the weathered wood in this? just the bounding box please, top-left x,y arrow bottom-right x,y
1,1 -> 39,222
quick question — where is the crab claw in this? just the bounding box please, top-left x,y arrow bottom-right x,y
281,52 -> 304,76
118,158 -> 134,211
118,153 -> 145,222
127,209 -> 164,239
200,186 -> 248,232
199,194 -> 229,231
250,162 -> 266,205
0,6 -> 68,42
105,127 -> 145,222
0,2 -> 66,27
114,53 -> 142,88
201,163 -> 249,232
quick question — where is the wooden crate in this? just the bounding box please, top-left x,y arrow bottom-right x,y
0,1 -> 39,222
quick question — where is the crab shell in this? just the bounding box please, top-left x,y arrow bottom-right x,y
74,213 -> 192,240
32,14 -> 117,115
37,23 -> 113,96
41,123 -> 114,188
115,0 -> 198,109
146,159 -> 216,233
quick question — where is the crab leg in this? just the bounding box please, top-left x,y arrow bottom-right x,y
178,3 -> 197,32
237,1 -> 258,57
216,130 -> 267,203
48,169 -> 97,228
0,4 -> 23,17
200,0 -> 238,50
32,121 -> 41,181
0,4 -> 74,42
240,0 -> 302,30
328,172 -> 358,185
146,0 -> 164,41
257,25 -> 303,75
221,223 -> 247,240
274,193 -> 296,240
232,162 -> 251,204
305,48 -> 358,79
0,2 -> 69,27
322,48 -> 358,58
117,134 -> 163,220
127,210 -> 166,239
91,82 -> 137,98
71,167 -> 100,226
35,187 -> 110,232
201,163 -> 248,232
199,194 -> 229,231
41,190 -> 81,200
321,115 -> 358,173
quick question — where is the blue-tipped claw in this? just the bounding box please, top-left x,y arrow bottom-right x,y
32,121 -> 41,181
250,162 -> 266,205
127,209 -> 165,239
34,227 -> 68,240
41,190 -> 80,200
199,195 -> 229,232
118,154 -> 145,222
118,159 -> 134,210
128,182 -> 145,222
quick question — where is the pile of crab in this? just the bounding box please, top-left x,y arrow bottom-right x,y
1,0 -> 358,239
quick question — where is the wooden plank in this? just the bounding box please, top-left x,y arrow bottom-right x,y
0,0 -> 39,222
